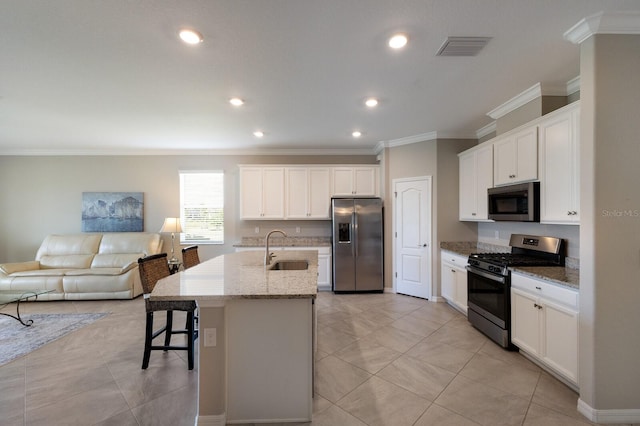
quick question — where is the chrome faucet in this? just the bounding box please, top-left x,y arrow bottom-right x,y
265,229 -> 287,266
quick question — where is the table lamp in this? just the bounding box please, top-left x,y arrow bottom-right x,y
159,217 -> 182,262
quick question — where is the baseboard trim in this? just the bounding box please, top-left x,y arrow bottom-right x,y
196,413 -> 226,426
577,399 -> 640,424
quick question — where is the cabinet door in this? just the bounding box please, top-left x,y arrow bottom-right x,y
353,167 -> 377,196
458,151 -> 477,220
493,136 -> 517,186
240,167 -> 264,219
261,168 -> 285,218
317,253 -> 331,291
515,127 -> 538,182
540,107 -> 579,224
494,127 -> 537,185
286,168 -> 310,219
511,287 -> 541,355
475,145 -> 493,219
440,261 -> 455,302
542,299 -> 579,383
454,267 -> 468,313
332,167 -> 354,196
459,145 -> 492,221
307,168 -> 331,219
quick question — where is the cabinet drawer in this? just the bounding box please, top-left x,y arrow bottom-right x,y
511,272 -> 578,309
441,251 -> 468,267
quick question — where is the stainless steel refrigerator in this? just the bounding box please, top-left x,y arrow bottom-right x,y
331,198 -> 383,292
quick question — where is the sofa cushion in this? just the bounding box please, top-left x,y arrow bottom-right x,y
98,233 -> 162,256
66,268 -> 127,276
91,253 -> 142,269
0,261 -> 40,274
36,234 -> 102,268
38,255 -> 95,270
9,269 -> 69,277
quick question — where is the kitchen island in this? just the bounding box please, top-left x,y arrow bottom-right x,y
151,250 -> 318,425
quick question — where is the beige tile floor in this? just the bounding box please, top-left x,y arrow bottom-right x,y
0,291 -> 627,426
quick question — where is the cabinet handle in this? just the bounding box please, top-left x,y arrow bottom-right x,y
451,269 -> 456,273
533,303 -> 543,310
535,286 -> 542,290
471,212 -> 476,216
509,174 -> 516,178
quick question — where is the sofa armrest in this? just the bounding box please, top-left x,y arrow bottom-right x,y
0,261 -> 41,275
120,261 -> 137,274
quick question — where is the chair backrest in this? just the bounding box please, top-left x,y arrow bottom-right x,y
182,245 -> 200,269
138,253 -> 170,295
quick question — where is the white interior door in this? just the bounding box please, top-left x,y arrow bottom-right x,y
394,177 -> 432,299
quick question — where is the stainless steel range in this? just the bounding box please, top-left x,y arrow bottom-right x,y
466,234 -> 565,349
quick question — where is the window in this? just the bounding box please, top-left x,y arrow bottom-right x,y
179,171 -> 224,244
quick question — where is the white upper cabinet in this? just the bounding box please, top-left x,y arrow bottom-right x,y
539,102 -> 580,224
493,126 -> 538,186
332,166 -> 379,196
459,144 -> 493,221
286,167 -> 331,219
240,167 -> 285,219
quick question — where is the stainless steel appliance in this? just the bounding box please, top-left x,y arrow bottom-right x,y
488,182 -> 540,222
466,234 -> 565,348
331,197 -> 383,292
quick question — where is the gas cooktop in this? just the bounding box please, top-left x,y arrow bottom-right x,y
467,234 -> 566,276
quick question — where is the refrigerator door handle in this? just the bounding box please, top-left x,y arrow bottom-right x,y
352,211 -> 357,257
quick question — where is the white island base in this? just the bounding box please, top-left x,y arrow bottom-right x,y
198,299 -> 314,424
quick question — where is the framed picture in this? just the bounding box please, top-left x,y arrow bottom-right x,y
82,192 -> 144,232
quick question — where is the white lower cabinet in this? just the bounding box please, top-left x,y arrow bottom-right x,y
511,272 -> 578,388
440,251 -> 468,314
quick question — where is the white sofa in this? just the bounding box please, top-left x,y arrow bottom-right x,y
0,233 -> 163,300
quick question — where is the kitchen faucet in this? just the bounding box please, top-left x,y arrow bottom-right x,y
265,229 -> 287,265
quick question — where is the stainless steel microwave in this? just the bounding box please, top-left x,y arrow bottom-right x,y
488,182 -> 540,222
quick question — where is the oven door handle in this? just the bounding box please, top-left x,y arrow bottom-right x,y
466,266 -> 506,284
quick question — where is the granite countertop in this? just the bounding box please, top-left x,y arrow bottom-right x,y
150,250 -> 318,302
510,265 -> 579,289
440,241 -> 580,289
233,236 -> 331,247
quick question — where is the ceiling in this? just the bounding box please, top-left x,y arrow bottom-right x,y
1,1 -> 639,155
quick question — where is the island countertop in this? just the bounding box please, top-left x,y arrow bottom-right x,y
150,250 -> 318,302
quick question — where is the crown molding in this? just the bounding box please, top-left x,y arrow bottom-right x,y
487,83 -> 542,120
476,121 -> 497,139
387,132 -> 438,148
0,147 -> 378,156
566,76 -> 581,95
486,81 -> 576,120
564,11 -> 640,44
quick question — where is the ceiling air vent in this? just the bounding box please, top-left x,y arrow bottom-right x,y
436,36 -> 492,56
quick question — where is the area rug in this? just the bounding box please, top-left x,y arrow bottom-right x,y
0,312 -> 109,366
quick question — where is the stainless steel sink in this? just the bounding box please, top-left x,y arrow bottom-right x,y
269,260 -> 309,270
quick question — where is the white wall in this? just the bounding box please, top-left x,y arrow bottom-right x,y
578,33 -> 640,412
384,138 -> 477,294
0,154 -> 376,263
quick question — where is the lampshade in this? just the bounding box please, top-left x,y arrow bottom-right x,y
159,217 -> 182,234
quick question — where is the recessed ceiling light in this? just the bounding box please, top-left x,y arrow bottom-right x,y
365,98 -> 378,108
352,131 -> 362,138
179,29 -> 203,45
389,33 -> 408,49
229,97 -> 244,107
253,131 -> 264,138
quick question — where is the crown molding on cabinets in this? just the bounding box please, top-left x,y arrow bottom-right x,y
564,11 -> 640,45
